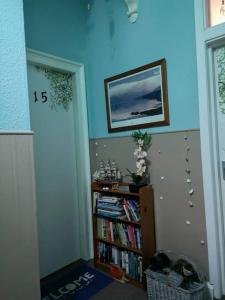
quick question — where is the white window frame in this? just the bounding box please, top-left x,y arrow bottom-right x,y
195,1 -> 225,298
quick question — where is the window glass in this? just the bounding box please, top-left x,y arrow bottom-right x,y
208,0 -> 225,26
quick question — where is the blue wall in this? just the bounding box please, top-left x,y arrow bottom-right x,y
0,0 -> 30,130
85,0 -> 199,138
24,0 -> 199,139
24,0 -> 87,63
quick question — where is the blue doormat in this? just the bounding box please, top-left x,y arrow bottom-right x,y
41,261 -> 113,300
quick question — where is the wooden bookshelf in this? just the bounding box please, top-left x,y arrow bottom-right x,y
92,181 -> 156,288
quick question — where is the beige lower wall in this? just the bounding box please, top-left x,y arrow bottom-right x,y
0,133 -> 40,300
90,129 -> 209,276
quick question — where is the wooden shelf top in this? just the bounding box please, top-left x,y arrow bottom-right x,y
92,187 -> 139,197
96,237 -> 142,255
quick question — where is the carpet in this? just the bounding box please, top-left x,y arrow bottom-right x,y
41,260 -> 113,300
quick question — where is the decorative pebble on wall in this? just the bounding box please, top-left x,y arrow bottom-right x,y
188,188 -> 194,195
159,176 -> 165,201
184,135 -> 195,208
188,201 -> 194,207
158,144 -> 165,199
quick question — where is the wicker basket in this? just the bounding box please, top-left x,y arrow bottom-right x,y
145,251 -> 207,300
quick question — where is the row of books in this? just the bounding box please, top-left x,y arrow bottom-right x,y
123,198 -> 140,222
97,195 -> 125,218
97,217 -> 141,249
98,242 -> 143,282
94,193 -> 140,222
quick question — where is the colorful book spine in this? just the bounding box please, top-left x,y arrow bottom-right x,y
128,225 -> 136,248
123,202 -> 131,221
98,241 -> 143,282
97,218 -> 141,250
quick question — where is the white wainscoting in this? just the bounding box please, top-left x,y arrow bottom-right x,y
0,133 -> 40,300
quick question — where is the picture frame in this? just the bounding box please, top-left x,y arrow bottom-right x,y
104,59 -> 169,132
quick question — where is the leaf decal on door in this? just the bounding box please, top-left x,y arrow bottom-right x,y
36,66 -> 73,111
216,47 -> 225,114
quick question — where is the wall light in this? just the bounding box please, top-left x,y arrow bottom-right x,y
124,0 -> 139,23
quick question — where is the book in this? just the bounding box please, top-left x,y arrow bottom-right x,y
128,225 -> 136,248
109,221 -> 114,242
123,203 -> 132,221
93,192 -> 100,213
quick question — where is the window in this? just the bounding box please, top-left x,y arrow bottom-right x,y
207,0 -> 225,26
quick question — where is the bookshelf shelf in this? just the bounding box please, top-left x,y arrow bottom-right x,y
92,181 -> 156,288
95,214 -> 141,226
95,261 -> 144,289
95,237 -> 143,254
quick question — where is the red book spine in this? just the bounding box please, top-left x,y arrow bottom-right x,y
123,199 -> 132,221
107,220 -> 111,241
128,225 -> 136,248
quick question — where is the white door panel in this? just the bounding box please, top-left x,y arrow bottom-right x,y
27,64 -> 80,278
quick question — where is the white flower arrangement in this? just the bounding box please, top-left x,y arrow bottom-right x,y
127,130 -> 151,185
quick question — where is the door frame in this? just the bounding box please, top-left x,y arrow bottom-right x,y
26,48 -> 93,261
195,1 -> 225,298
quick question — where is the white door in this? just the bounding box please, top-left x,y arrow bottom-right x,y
27,63 -> 81,278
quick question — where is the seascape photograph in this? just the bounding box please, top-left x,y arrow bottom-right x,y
108,66 -> 163,123
104,59 -> 169,132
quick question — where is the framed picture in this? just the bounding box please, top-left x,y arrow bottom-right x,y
104,59 -> 169,132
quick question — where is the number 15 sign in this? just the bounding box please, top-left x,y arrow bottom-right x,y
34,91 -> 48,103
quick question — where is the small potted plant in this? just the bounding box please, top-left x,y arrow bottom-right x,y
127,130 -> 151,192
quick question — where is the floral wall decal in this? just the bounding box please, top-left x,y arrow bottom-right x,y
216,47 -> 225,114
36,66 -> 73,111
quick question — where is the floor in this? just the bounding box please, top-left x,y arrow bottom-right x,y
90,280 -> 148,300
88,259 -> 148,300
41,259 -> 148,300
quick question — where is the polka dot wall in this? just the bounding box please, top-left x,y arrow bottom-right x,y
90,131 -> 208,274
